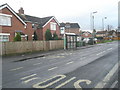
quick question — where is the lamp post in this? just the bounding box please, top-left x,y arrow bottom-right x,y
90,11 -> 97,44
102,17 -> 107,31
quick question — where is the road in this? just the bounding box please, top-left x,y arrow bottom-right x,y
2,41 -> 119,89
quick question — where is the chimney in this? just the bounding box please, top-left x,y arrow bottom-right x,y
18,7 -> 24,15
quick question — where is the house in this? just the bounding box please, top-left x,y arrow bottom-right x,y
0,3 -> 29,42
60,22 -> 80,37
18,8 -> 60,40
107,30 -> 117,38
0,3 -> 60,41
96,31 -> 107,38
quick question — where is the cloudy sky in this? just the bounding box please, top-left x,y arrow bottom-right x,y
0,0 -> 119,31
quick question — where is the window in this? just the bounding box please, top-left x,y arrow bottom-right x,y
50,22 -> 56,30
0,14 -> 12,26
60,27 -> 65,34
0,35 -> 9,42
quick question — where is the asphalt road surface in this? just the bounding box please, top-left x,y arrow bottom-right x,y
2,41 -> 119,89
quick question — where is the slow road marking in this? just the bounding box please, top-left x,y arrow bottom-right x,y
33,75 -> 66,88
55,77 -> 76,88
74,80 -> 91,88
48,67 -> 58,71
21,74 -> 37,80
10,67 -> 23,71
66,61 -> 74,65
95,62 -> 118,88
23,77 -> 39,84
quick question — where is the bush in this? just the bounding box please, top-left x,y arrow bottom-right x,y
33,31 -> 38,41
83,41 -> 86,46
14,32 -> 21,41
45,29 -> 53,41
53,32 -> 58,40
88,38 -> 94,45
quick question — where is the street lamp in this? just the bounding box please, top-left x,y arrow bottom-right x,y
102,17 -> 107,31
92,11 -> 97,30
90,11 -> 97,44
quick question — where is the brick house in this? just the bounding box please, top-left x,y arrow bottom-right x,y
96,31 -> 107,38
18,8 -> 60,40
0,3 -> 60,41
0,3 -> 29,42
60,22 -> 80,36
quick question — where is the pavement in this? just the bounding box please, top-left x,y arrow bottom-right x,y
2,44 -> 95,63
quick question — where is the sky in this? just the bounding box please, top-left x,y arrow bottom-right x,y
0,0 -> 119,31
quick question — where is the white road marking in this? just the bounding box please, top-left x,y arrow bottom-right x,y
10,67 -> 23,71
95,62 -> 118,88
21,74 -> 37,80
74,79 -> 91,88
48,67 -> 58,71
102,51 -> 106,53
33,63 -> 41,65
37,58 -> 41,59
110,80 -> 118,88
96,52 -> 103,55
33,75 -> 66,88
107,48 -> 113,51
23,77 -> 39,84
55,77 -> 76,88
66,61 -> 74,65
82,57 -> 86,59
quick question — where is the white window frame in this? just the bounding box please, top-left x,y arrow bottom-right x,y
50,22 -> 57,30
0,13 -> 12,26
0,33 -> 10,42
60,27 -> 65,34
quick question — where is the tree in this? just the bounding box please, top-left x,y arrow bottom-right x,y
53,32 -> 58,40
45,29 -> 52,40
14,32 -> 21,41
33,31 -> 38,40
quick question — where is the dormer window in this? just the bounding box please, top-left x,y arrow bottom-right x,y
0,13 -> 12,26
32,24 -> 35,28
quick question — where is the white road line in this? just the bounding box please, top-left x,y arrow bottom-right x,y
23,77 -> 39,84
21,74 -> 37,80
48,67 -> 58,71
95,62 -> 118,88
110,80 -> 118,88
107,48 -> 113,51
10,67 -> 23,71
33,63 -> 41,65
102,51 -> 106,53
66,61 -> 74,65
96,52 -> 102,56
55,77 -> 76,88
82,57 -> 86,59
96,51 -> 106,55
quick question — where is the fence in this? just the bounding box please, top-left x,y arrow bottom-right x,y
1,40 -> 64,55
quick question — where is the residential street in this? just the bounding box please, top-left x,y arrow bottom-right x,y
2,41 -> 119,89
